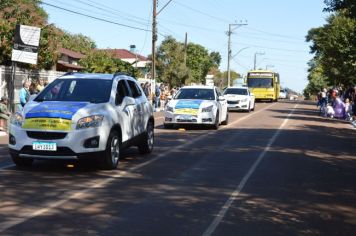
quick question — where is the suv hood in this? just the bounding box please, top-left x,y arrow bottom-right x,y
24,101 -> 89,120
168,99 -> 214,109
224,94 -> 248,100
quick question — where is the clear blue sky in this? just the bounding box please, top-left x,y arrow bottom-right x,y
41,0 -> 328,93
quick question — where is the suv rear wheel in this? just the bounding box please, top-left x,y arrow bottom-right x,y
138,120 -> 154,154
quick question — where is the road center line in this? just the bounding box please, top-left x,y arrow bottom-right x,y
202,103 -> 299,236
0,103 -> 276,232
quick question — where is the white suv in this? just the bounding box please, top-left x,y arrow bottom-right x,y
9,72 -> 154,169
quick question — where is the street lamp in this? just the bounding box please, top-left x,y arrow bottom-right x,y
227,21 -> 247,87
253,52 -> 265,70
232,47 -> 250,59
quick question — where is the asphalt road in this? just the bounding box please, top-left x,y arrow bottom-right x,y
0,100 -> 355,236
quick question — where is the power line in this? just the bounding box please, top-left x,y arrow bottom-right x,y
232,58 -> 250,70
245,26 -> 304,41
47,0 -> 141,26
159,18 -> 224,33
83,0 -> 150,24
40,1 -> 152,32
138,3 -> 153,56
173,1 -> 230,24
233,42 -> 307,53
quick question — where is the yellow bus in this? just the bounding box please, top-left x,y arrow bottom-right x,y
246,70 -> 280,102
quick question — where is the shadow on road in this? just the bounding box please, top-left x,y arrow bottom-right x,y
1,102 -> 355,235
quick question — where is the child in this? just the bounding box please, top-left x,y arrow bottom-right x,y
345,98 -> 352,121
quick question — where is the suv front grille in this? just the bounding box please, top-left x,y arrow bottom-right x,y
27,131 -> 67,140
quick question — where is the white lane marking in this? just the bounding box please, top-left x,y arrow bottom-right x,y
0,103 -> 276,233
202,103 -> 298,236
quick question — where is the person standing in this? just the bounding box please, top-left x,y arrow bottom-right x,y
154,84 -> 161,111
36,78 -> 45,92
0,97 -> 11,132
19,81 -> 30,108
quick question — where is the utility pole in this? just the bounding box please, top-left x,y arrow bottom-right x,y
151,0 -> 173,96
227,21 -> 247,87
151,0 -> 157,97
184,32 -> 188,66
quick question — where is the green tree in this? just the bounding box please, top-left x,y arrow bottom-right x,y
303,60 -> 328,99
155,36 -> 221,88
306,13 -> 356,87
0,0 -> 98,69
324,0 -> 355,18
79,50 -> 140,77
213,70 -> 240,88
59,31 -> 97,54
156,36 -> 190,87
0,0 -> 52,67
186,43 -> 221,84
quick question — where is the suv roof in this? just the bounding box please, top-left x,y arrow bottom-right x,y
60,72 -> 132,80
181,85 -> 215,89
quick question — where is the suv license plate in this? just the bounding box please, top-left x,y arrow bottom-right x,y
33,141 -> 57,151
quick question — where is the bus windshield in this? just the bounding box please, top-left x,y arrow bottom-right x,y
247,78 -> 273,88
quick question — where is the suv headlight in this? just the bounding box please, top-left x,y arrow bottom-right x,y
166,106 -> 174,112
10,113 -> 23,127
76,115 -> 104,129
202,105 -> 213,112
241,98 -> 248,102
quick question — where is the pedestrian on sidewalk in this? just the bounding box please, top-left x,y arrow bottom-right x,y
19,81 -> 30,109
0,97 -> 11,133
154,84 -> 161,111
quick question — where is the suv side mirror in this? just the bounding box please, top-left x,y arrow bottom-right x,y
122,96 -> 136,106
218,95 -> 225,101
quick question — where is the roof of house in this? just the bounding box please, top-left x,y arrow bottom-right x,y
96,49 -> 148,61
57,61 -> 84,70
58,48 -> 85,59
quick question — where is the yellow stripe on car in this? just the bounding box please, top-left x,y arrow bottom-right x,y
23,118 -> 72,131
174,108 -> 198,116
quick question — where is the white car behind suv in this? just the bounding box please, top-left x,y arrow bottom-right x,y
9,72 -> 154,169
164,85 -> 228,129
224,86 -> 255,112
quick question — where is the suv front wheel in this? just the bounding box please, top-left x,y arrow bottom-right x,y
101,130 -> 121,170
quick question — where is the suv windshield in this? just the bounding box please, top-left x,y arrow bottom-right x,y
175,88 -> 215,100
34,78 -> 113,103
224,88 -> 248,95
